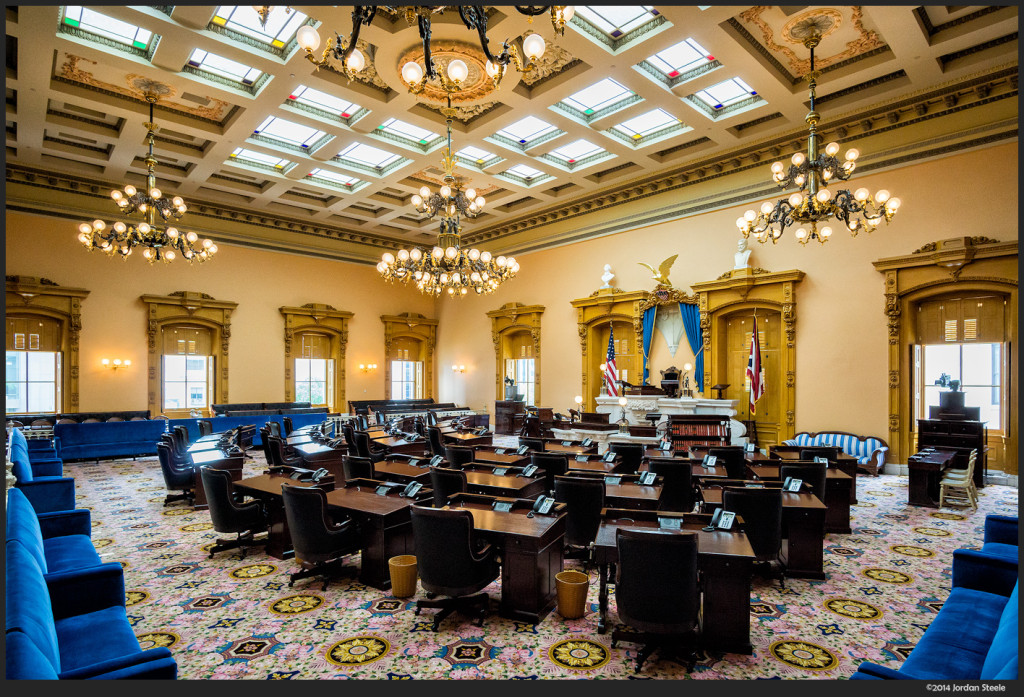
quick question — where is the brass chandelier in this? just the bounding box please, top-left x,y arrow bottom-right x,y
77,95 -> 217,263
736,23 -> 901,245
295,6 -> 574,93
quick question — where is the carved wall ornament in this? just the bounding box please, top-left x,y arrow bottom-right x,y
280,304 -> 353,410
889,370 -> 899,388
889,413 -> 900,432
786,371 -> 795,388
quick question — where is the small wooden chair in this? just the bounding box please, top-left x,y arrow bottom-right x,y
939,449 -> 977,509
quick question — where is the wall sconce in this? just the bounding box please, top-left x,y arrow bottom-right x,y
101,358 -> 131,371
451,364 -> 466,373
358,363 -> 377,373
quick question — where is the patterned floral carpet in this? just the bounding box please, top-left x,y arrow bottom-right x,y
65,442 -> 1017,681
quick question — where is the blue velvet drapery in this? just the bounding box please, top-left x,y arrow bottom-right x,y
641,306 -> 657,384
679,302 -> 704,393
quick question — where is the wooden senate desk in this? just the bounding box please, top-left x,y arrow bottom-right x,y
373,460 -> 432,484
460,465 -> 546,499
189,448 -> 243,511
285,434 -> 315,445
442,431 -> 494,447
232,474 -> 432,589
699,484 -> 826,579
565,454 -> 630,475
564,472 -> 661,510
292,442 -> 347,482
471,448 -> 530,467
543,442 -> 598,456
765,448 -> 859,503
371,435 -> 428,456
746,463 -> 852,535
907,447 -> 958,508
444,493 -> 567,623
591,509 -> 756,654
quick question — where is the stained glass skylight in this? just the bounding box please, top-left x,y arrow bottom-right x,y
694,77 -> 757,109
612,108 -> 680,139
211,5 -> 307,48
308,168 -> 362,188
187,49 -> 262,85
287,86 -> 361,119
506,163 -> 546,180
547,139 -> 606,163
61,6 -> 153,49
456,146 -> 498,164
646,38 -> 713,77
377,118 -> 442,146
560,78 -> 635,115
252,116 -> 326,149
336,142 -> 402,169
229,147 -> 290,169
496,116 -> 559,145
575,6 -> 660,38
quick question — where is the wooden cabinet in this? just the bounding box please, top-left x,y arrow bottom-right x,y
668,414 -> 731,451
495,400 -> 525,435
916,418 -> 987,488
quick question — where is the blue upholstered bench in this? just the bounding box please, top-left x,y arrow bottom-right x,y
6,487 -> 102,577
5,540 -> 177,679
54,419 -> 168,461
978,514 -> 1018,564
783,430 -> 888,476
9,429 -> 76,514
851,550 -> 1018,680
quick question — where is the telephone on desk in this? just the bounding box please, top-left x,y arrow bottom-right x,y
704,508 -> 736,531
267,466 -> 329,483
527,493 -> 556,518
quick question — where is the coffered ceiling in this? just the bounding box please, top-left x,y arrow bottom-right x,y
5,5 -> 1019,263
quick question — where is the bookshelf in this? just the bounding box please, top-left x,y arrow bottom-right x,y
668,414 -> 731,450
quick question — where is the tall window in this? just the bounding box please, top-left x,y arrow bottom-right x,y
915,294 -> 1006,429
391,360 -> 422,399
505,357 -> 536,406
295,333 -> 333,407
6,317 -> 61,413
162,326 -> 213,413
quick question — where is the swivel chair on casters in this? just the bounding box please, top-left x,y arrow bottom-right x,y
201,467 -> 268,558
281,483 -> 361,590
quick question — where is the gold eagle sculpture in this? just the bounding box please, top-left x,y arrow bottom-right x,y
638,254 -> 678,287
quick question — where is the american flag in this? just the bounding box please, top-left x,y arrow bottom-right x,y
605,326 -> 619,396
746,315 -> 765,414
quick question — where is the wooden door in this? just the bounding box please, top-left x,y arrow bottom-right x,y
723,311 -> 781,446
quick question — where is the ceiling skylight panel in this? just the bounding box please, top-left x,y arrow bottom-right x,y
62,6 -> 153,49
337,142 -> 402,168
187,49 -> 263,84
613,108 -> 680,138
694,77 -> 757,109
288,86 -> 361,118
253,116 -> 326,148
496,116 -> 558,145
308,168 -> 361,186
548,139 -> 605,163
506,163 -> 545,179
575,6 -> 660,37
561,78 -> 634,114
211,5 -> 308,47
456,146 -> 497,163
378,118 -> 441,145
230,147 -> 290,168
647,38 -> 713,76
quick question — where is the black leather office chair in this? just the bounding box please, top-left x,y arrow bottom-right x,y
553,475 -> 605,562
723,486 -> 785,588
156,442 -> 195,507
799,446 -> 841,462
341,424 -> 357,450
611,528 -> 701,673
415,418 -> 427,438
353,430 -> 387,463
258,427 -> 275,464
282,416 -> 294,436
530,452 -> 568,492
265,420 -> 282,438
357,414 -> 370,431
444,445 -> 474,469
426,426 -> 445,457
281,483 -> 361,590
267,435 -> 303,468
518,436 -> 545,452
709,446 -> 747,480
410,505 -> 500,631
342,455 -> 375,482
426,411 -> 438,427
781,461 -> 828,503
174,425 -> 191,448
200,467 -> 268,558
198,420 -> 213,436
236,424 -> 256,452
608,443 -> 644,473
429,467 -> 467,507
646,458 -> 695,513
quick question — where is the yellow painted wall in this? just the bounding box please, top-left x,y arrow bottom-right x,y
434,144 -> 1019,446
5,212 -> 436,412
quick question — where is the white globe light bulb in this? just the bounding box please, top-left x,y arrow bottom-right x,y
123,185 -> 136,196
485,60 -> 501,78
522,33 -> 546,60
465,188 -> 476,201
788,193 -> 803,207
825,142 -> 840,156
760,201 -> 774,214
296,25 -> 321,52
419,186 -> 431,198
445,246 -> 457,259
382,252 -> 396,264
166,227 -> 178,238
410,248 -> 423,261
411,194 -> 422,207
150,187 -> 161,199
172,196 -> 184,207
480,251 -> 491,262
114,222 -> 127,233
138,222 -> 151,234
874,189 -> 890,203
795,228 -> 807,239
816,188 -> 831,202
446,59 -> 468,83
209,244 -> 218,253
111,190 -> 122,200
845,148 -> 860,161
468,248 -> 480,261
78,223 -> 92,234
432,246 -> 443,259
186,231 -> 198,243
854,187 -> 870,201
886,197 -> 902,210
791,152 -> 805,166
770,162 -> 784,173
346,48 -> 365,72
397,249 -> 410,261
744,209 -> 756,222
203,238 -> 213,248
475,196 -> 485,208
165,250 -> 175,261
402,61 -> 424,85
440,185 -> 451,198
821,226 -> 833,238
736,217 -> 747,229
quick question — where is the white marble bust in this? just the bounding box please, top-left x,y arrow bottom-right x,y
600,264 -> 615,288
734,238 -> 752,270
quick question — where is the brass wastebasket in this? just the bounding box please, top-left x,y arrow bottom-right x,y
555,570 -> 589,619
388,555 -> 418,598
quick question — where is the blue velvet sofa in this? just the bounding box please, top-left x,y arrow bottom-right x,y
9,429 -> 76,514
977,514 -> 1018,563
851,550 -> 1018,680
10,426 -> 63,475
6,488 -> 103,577
782,430 -> 888,476
5,540 -> 177,679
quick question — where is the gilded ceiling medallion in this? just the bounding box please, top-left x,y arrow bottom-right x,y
782,10 -> 841,44
396,41 -> 495,104
127,76 -> 176,100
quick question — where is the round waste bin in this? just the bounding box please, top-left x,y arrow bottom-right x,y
555,570 -> 589,619
388,555 -> 418,598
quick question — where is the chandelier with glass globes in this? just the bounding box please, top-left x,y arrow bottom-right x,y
76,95 -> 217,263
736,22 -> 901,245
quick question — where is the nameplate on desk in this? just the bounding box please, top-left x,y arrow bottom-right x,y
745,443 -> 756,452
374,485 -> 392,496
814,456 -> 829,464
494,448 -> 506,455
745,482 -> 764,489
492,500 -> 514,513
604,476 -> 622,486
561,441 -> 572,447
407,458 -> 420,467
492,467 -> 509,477
658,516 -> 682,530
575,454 -> 590,462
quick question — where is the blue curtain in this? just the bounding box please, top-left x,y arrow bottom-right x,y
679,302 -> 704,393
641,306 -> 657,384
